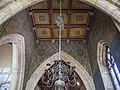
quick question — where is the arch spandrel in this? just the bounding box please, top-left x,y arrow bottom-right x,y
26,52 -> 95,90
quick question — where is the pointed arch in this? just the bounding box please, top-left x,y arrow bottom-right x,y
0,0 -> 120,25
26,52 -> 95,90
97,40 -> 114,90
0,34 -> 25,90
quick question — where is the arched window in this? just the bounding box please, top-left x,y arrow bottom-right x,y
0,34 -> 25,90
97,41 -> 114,90
0,44 -> 12,90
107,47 -> 120,90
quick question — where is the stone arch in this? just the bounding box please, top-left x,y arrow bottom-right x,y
0,0 -> 120,25
26,52 -> 95,90
97,40 -> 108,66
0,34 -> 25,90
97,40 -> 114,90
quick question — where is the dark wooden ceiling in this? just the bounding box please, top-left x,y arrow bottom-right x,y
29,0 -> 92,40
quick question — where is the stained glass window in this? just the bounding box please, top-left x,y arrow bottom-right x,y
0,67 -> 11,90
107,47 -> 120,90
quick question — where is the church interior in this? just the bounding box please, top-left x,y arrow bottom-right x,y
0,0 -> 120,90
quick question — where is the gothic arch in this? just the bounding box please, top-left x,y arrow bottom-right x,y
26,52 -> 95,90
97,40 -> 114,90
0,0 -> 120,25
97,40 -> 108,66
0,34 -> 25,90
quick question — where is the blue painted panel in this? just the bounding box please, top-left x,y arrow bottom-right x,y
93,68 -> 105,90
110,32 -> 120,71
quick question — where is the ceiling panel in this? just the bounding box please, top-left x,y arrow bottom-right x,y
30,0 -> 92,40
33,13 -> 50,24
70,13 -> 89,24
53,28 -> 68,39
69,28 -> 86,39
35,27 -> 52,39
71,0 -> 91,9
31,0 -> 49,9
52,0 -> 68,9
53,13 -> 68,24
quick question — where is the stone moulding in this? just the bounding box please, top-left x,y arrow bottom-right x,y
97,40 -> 114,90
0,34 -> 25,90
0,0 -> 120,27
26,51 -> 95,90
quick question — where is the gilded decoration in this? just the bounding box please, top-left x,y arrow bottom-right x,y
36,28 -> 51,39
30,0 -> 91,40
71,0 -> 91,9
52,0 -> 68,9
70,13 -> 89,24
31,0 -> 48,9
69,28 -> 86,38
33,13 -> 50,24
53,28 -> 68,39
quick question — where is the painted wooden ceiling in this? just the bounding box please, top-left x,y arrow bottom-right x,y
30,0 -> 92,40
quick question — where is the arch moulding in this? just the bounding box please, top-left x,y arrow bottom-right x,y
0,34 -> 25,90
0,0 -> 120,25
26,52 -> 95,90
97,40 -> 114,90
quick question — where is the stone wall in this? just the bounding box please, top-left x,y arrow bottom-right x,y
0,9 -> 92,89
0,10 -> 36,89
87,8 -> 118,90
0,7 -> 118,89
28,40 -> 92,80
87,8 -> 118,74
